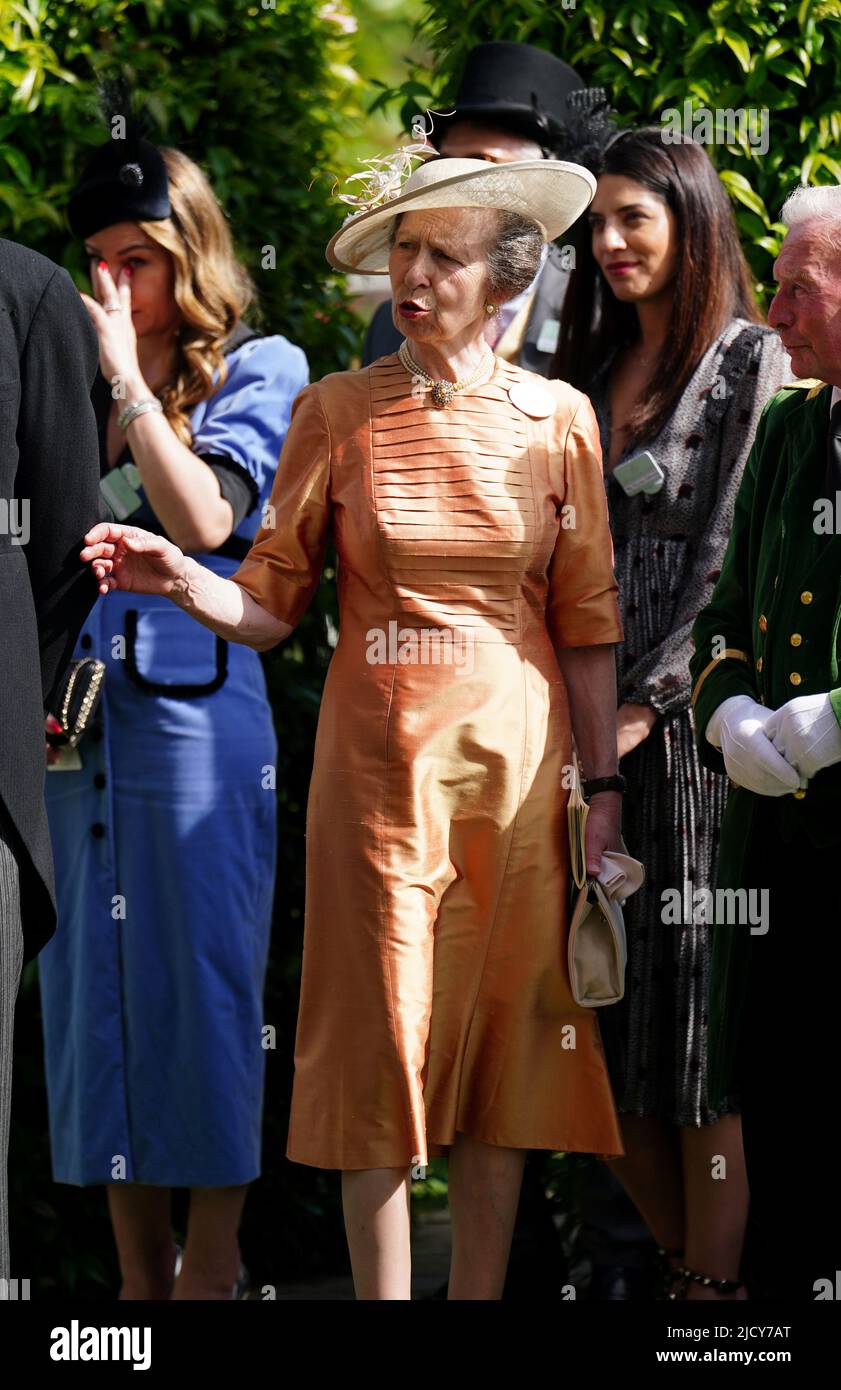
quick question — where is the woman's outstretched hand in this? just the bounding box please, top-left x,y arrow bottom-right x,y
81,523 -> 188,598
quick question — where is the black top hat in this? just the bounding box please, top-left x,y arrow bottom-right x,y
68,77 -> 171,240
432,42 -> 585,149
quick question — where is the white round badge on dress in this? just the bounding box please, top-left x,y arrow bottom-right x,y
508,382 -> 557,418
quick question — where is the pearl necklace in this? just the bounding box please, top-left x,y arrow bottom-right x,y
398,339 -> 495,407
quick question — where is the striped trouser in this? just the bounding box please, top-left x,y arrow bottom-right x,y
0,801 -> 23,1285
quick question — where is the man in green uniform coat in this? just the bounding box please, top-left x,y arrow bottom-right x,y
690,186 -> 841,1300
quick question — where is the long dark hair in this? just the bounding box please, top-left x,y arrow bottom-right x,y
550,127 -> 762,446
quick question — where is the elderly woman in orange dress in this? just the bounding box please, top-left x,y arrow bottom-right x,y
78,155 -> 627,1300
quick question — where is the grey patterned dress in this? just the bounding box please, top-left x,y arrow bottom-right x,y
586,319 -> 791,1126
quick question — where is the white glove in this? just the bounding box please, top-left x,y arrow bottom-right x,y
705,694 -> 805,797
764,692 -> 841,780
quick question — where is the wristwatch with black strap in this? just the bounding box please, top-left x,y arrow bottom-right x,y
582,774 -> 627,798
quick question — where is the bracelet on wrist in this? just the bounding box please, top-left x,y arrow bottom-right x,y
582,774 -> 627,798
118,398 -> 164,431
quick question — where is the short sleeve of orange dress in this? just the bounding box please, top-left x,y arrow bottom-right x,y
229,382 -> 331,627
545,389 -> 624,649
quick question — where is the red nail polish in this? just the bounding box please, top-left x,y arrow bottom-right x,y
123,265 -> 133,277
98,259 -> 108,271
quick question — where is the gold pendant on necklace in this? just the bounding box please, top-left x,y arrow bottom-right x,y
431,380 -> 456,408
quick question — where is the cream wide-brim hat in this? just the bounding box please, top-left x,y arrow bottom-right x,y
325,157 -> 596,274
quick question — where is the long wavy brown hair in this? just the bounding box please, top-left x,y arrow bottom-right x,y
136,148 -> 255,446
550,127 -> 763,446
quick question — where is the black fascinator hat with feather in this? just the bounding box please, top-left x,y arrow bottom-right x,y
68,76 -> 170,239
551,87 -> 619,171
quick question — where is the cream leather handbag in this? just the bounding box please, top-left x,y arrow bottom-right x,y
567,758 -> 644,1008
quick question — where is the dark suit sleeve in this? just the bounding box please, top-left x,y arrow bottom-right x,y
361,299 -> 402,366
16,267 -> 106,709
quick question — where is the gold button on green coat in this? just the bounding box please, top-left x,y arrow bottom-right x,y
790,633 -> 802,646
759,614 -> 767,631
794,789 -> 806,800
790,672 -> 802,685
756,657 -> 763,671
801,591 -> 813,604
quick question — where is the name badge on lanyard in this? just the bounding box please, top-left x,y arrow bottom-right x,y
100,461 -> 144,520
613,450 -> 666,497
536,318 -> 560,355
47,745 -> 83,772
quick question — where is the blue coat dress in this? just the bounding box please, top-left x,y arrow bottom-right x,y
38,331 -> 308,1187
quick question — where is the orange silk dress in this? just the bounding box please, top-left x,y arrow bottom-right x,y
232,352 -> 625,1170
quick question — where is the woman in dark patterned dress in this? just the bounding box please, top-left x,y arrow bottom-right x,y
552,129 -> 790,1299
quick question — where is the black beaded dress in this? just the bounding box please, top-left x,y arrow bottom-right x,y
586,320 -> 790,1125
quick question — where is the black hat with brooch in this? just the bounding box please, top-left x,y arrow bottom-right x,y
421,41 -> 617,167
68,77 -> 170,238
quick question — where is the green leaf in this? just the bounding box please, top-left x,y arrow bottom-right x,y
609,47 -> 634,69
653,1 -> 690,20
587,6 -> 606,43
0,144 -> 33,188
768,58 -> 808,87
366,89 -> 392,116
724,33 -> 752,73
650,78 -> 688,108
630,13 -> 650,47
736,210 -> 769,241
9,1 -> 41,38
719,168 -> 770,222
11,65 -> 40,109
816,152 -> 841,181
800,152 -> 818,184
685,28 -> 716,63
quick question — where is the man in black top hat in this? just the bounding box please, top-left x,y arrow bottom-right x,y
361,41 -> 614,376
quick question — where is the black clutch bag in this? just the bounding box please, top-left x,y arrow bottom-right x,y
46,658 -> 106,748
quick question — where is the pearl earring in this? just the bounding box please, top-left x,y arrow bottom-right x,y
484,301 -> 498,316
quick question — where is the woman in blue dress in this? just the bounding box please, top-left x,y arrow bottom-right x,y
38,131 -> 307,1299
